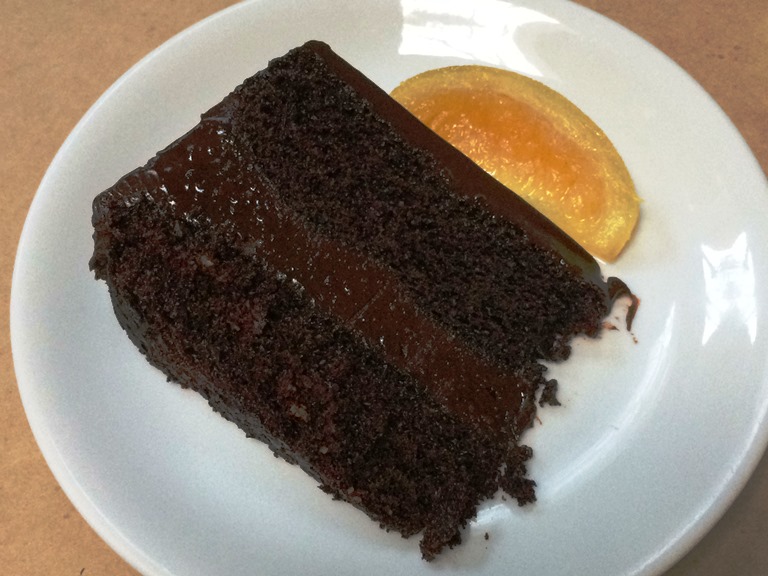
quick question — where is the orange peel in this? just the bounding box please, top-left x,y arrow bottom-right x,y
391,65 -> 640,262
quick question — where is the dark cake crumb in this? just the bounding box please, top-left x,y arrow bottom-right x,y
539,379 -> 561,407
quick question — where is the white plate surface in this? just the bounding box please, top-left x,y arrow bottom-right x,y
11,1 -> 768,575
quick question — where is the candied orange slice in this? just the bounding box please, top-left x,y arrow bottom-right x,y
391,66 -> 640,262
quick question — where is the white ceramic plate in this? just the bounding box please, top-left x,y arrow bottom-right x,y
12,1 -> 768,575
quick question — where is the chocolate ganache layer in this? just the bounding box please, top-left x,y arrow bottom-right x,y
90,40 -> 634,559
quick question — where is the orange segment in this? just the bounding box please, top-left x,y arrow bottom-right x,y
391,66 -> 640,262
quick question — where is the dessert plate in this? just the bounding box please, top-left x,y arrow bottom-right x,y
12,1 -> 768,575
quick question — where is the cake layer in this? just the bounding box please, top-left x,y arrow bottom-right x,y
230,43 -> 618,369
91,41 -> 633,559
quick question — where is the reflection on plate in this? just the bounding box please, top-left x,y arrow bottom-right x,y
11,1 -> 768,575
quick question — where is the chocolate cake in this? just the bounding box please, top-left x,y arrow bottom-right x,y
90,41 -> 634,559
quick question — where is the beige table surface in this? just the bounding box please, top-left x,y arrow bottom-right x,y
2,1 -> 766,574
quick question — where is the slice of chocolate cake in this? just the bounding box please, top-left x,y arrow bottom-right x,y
90,40 -> 633,560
